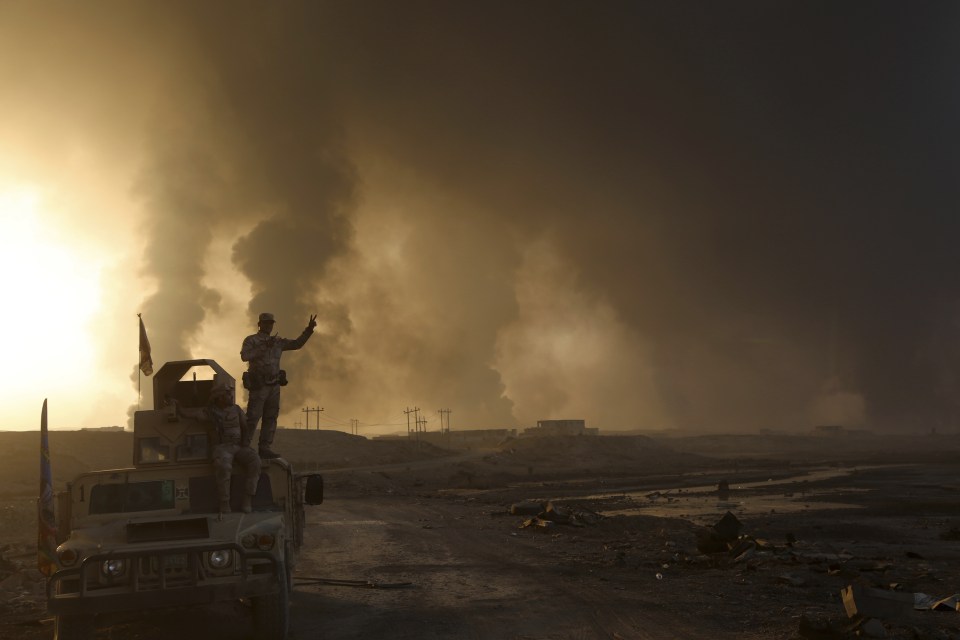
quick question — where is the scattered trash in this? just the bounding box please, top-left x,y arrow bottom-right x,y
510,500 -> 544,516
913,592 -> 960,611
841,584 -> 914,620
517,501 -> 602,530
696,511 -> 744,554
713,511 -> 742,542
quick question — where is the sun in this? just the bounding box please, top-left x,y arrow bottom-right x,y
0,186 -> 102,407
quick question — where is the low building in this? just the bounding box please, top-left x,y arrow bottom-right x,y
522,419 -> 598,437
813,424 -> 844,436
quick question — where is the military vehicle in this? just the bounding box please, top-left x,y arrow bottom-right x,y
44,359 -> 323,640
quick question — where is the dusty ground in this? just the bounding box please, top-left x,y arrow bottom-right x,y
3,430 -> 960,639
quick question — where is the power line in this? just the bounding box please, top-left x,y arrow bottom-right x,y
301,406 -> 324,430
403,407 -> 419,438
438,408 -> 452,434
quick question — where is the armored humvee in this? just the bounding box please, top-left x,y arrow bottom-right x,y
45,359 -> 323,640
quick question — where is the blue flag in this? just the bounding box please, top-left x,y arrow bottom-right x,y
38,399 -> 58,577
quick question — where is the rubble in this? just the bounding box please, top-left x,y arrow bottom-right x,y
0,543 -> 46,624
510,500 -> 543,516
913,592 -> 960,612
842,584 -> 915,620
517,501 -> 603,530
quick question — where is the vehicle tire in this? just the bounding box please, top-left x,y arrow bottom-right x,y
53,614 -> 95,640
252,559 -> 289,640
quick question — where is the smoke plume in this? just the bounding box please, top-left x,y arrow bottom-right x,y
6,1 -> 960,432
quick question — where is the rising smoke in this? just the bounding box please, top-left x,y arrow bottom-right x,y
6,1 -> 960,432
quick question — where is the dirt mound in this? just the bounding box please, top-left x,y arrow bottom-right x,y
263,429 -> 455,470
0,428 -> 454,496
0,431 -> 131,497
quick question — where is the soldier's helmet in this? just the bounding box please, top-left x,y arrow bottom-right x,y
258,312 -> 275,324
211,380 -> 235,401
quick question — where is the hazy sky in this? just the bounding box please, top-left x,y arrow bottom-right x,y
3,1 -> 958,434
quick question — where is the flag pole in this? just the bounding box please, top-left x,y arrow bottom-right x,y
38,399 -> 58,576
137,313 -> 142,411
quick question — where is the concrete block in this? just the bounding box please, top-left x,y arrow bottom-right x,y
841,585 -> 913,620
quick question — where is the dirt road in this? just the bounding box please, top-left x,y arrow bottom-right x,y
291,494 -> 713,640
286,462 -> 960,640
6,432 -> 960,639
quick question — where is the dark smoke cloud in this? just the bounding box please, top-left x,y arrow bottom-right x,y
7,1 -> 958,431
133,3 -> 361,411
309,1 -> 960,430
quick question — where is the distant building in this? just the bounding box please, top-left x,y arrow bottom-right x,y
813,425 -> 844,436
522,419 -> 598,437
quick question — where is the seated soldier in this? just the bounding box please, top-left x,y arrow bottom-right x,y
169,381 -> 261,514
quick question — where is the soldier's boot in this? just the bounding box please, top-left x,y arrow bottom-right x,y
219,499 -> 231,514
258,445 -> 281,460
241,494 -> 253,514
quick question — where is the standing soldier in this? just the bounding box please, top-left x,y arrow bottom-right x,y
241,312 -> 317,459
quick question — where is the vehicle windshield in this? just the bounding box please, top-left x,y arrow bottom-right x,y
89,480 -> 175,514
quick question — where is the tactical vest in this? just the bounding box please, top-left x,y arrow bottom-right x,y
208,405 -> 244,445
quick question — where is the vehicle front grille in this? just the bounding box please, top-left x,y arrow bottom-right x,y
48,545 -> 280,614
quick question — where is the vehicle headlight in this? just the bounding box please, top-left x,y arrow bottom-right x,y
57,547 -> 79,567
101,558 -> 125,577
241,534 -> 257,549
208,549 -> 232,569
257,533 -> 276,551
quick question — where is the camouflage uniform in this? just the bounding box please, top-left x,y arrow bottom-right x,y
174,390 -> 261,512
207,404 -> 261,503
241,312 -> 314,455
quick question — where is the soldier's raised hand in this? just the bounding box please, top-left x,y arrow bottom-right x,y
308,314 -> 318,330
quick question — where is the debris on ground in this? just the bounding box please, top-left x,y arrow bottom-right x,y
518,501 -> 603,530
913,592 -> 960,612
0,544 -> 46,618
842,584 -> 915,620
510,500 -> 543,516
695,511 -> 743,554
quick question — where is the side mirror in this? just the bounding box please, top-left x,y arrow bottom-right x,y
304,474 -> 324,505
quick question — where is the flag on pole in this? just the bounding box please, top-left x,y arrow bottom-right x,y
139,313 -> 153,376
38,399 -> 59,577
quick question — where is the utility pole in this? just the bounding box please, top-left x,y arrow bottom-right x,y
414,410 -> 426,447
350,418 -> 359,435
438,408 -> 452,435
404,407 -> 419,438
301,406 -> 324,430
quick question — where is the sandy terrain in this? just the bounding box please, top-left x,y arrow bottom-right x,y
3,429 -> 960,639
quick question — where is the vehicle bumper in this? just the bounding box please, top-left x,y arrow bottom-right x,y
47,543 -> 279,616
